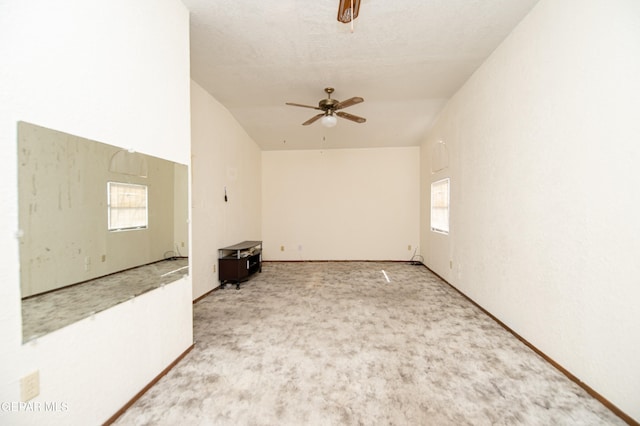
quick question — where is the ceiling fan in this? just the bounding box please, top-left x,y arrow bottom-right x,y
285,87 -> 366,127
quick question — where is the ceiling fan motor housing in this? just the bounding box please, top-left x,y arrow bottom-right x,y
319,98 -> 339,112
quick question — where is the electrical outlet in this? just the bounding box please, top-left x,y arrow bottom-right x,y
21,371 -> 39,402
280,245 -> 284,252
181,241 -> 185,247
84,256 -> 91,271
297,245 -> 302,251
213,264 -> 216,273
408,244 -> 412,251
101,254 -> 106,262
450,260 -> 453,269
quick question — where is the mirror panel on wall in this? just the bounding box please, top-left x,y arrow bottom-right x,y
18,122 -> 189,342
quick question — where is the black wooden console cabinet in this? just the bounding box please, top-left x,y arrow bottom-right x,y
218,240 -> 262,289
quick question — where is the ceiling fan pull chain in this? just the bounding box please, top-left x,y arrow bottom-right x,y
350,0 -> 354,33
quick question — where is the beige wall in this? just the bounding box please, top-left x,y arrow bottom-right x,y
0,1 -> 192,424
420,0 -> 640,420
190,81 -> 262,299
262,147 -> 420,261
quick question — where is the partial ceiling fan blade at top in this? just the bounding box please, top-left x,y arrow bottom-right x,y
302,113 -> 324,126
335,97 -> 363,110
336,111 -> 366,123
285,102 -> 322,110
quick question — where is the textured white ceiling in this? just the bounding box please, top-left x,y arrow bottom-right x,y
182,0 -> 539,150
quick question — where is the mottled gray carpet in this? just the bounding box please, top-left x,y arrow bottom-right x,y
114,261 -> 623,425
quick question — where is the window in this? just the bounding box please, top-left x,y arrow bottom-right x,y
107,182 -> 148,231
431,178 -> 450,234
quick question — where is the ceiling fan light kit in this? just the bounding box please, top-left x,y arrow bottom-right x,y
321,114 -> 337,128
286,87 -> 366,127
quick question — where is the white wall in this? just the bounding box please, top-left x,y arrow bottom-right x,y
420,0 -> 640,421
174,162 -> 190,258
190,81 -> 262,299
263,147 -> 420,261
0,1 -> 192,424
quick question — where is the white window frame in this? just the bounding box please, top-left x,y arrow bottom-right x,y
107,182 -> 148,231
430,178 -> 450,234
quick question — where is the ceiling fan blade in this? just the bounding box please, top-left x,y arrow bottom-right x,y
336,111 -> 366,123
335,97 -> 364,110
286,102 -> 322,110
302,113 -> 324,126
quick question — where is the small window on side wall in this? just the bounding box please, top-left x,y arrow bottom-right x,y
430,178 -> 450,234
107,182 -> 148,231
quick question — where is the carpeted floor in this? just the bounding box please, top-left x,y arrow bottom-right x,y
113,261 -> 623,425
